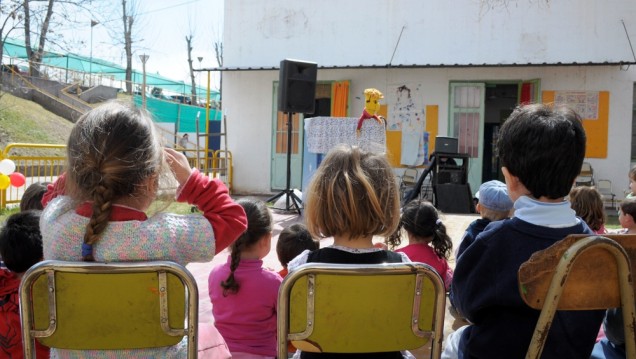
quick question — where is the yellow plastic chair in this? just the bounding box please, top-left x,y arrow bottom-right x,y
277,262 -> 446,359
19,260 -> 199,358
518,235 -> 636,359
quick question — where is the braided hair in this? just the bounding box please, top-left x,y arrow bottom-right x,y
65,101 -> 163,261
220,198 -> 273,296
387,200 -> 453,259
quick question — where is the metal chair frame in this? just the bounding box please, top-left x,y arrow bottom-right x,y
20,260 -> 199,358
597,179 -> 616,210
518,236 -> 636,359
277,262 -> 446,359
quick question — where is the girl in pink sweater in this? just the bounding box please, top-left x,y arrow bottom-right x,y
208,198 -> 283,359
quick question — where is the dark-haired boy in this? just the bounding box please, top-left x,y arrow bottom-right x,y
0,210 -> 49,358
617,197 -> 636,234
276,223 -> 319,277
445,104 -> 603,359
275,223 -> 319,355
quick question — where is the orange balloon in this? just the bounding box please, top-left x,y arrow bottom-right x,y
9,172 -> 25,187
0,174 -> 9,190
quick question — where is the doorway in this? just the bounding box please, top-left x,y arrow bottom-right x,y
483,83 -> 518,183
450,80 -> 538,193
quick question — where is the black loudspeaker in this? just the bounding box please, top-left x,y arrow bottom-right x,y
435,184 -> 474,214
278,59 -> 317,113
436,168 -> 466,185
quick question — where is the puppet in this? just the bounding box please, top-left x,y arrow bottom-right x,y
356,88 -> 384,136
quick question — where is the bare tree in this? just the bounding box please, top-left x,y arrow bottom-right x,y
21,0 -> 101,78
185,34 -> 197,105
23,0 -> 54,77
121,0 -> 134,94
0,1 -> 25,79
213,39 -> 222,109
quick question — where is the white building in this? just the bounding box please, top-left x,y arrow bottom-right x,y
221,0 -> 636,204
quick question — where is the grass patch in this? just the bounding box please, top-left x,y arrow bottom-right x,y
606,215 -> 620,230
0,207 -> 19,223
0,93 -> 72,157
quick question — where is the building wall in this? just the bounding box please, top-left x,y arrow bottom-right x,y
225,65 -> 636,195
224,0 -> 636,68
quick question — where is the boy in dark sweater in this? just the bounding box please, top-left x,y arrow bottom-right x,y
444,104 -> 604,359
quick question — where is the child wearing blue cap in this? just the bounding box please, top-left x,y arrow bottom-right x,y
456,180 -> 513,259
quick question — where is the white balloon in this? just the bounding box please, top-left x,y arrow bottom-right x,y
0,159 -> 16,175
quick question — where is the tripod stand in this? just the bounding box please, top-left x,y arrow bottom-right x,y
266,111 -> 303,215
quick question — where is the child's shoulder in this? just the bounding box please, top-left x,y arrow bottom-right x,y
261,267 -> 283,282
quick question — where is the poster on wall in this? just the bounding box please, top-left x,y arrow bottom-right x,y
554,91 -> 599,120
386,84 -> 427,166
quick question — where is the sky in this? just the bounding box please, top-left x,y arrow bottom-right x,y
69,0 -> 224,91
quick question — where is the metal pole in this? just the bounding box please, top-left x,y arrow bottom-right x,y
285,111 -> 292,209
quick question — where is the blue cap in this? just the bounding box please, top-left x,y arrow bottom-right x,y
477,180 -> 513,212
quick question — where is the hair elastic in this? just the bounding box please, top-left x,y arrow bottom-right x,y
435,219 -> 443,226
81,243 -> 93,257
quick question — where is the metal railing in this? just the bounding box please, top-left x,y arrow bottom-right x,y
0,143 -> 233,209
0,143 -> 66,209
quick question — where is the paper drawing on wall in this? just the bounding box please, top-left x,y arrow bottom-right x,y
387,84 -> 427,166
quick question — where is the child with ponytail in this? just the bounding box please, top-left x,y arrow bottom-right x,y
40,101 -> 247,358
388,199 -> 454,291
208,198 -> 283,359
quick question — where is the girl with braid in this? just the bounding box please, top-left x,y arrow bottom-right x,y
40,100 -> 247,358
388,199 -> 454,291
208,198 -> 282,359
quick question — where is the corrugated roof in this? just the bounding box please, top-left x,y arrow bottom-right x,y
200,61 -> 635,72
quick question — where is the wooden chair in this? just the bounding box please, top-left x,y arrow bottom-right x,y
19,260 -> 199,358
277,262 -> 446,359
518,235 -> 636,359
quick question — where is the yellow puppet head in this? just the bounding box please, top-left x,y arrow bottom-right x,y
364,88 -> 384,115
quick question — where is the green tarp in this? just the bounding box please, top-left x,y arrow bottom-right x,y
2,38 -> 217,99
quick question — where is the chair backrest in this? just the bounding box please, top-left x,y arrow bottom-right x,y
277,262 -> 446,359
518,235 -> 636,359
597,179 -> 613,195
402,167 -> 419,186
575,162 -> 595,186
20,260 -> 198,358
580,162 -> 593,177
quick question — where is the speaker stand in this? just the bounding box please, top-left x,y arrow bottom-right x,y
266,111 -> 302,215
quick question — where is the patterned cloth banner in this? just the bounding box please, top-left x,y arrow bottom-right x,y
304,117 -> 386,154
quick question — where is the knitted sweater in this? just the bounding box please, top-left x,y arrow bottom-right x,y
40,169 -> 247,358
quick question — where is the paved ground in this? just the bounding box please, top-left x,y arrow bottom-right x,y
187,206 -> 478,357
